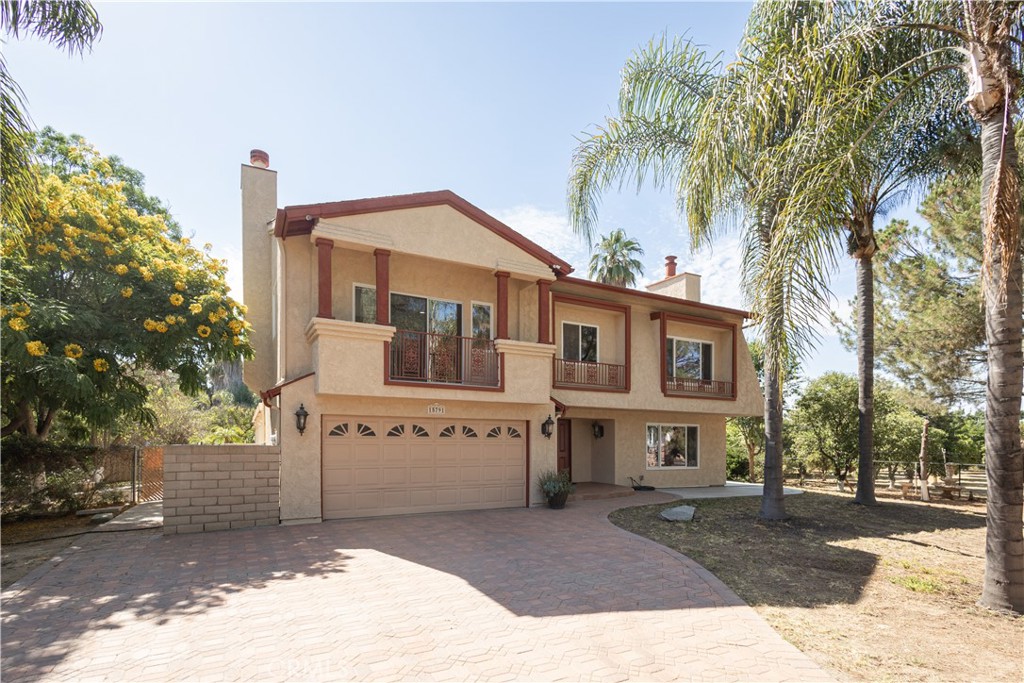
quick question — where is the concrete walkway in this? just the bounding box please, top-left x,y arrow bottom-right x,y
663,481 -> 805,500
1,493 -> 831,682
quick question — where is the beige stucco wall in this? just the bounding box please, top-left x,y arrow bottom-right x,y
549,292 -> 762,417
276,374 -> 557,524
555,409 -> 727,488
317,205 -> 554,280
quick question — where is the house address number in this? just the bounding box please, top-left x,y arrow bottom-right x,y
427,403 -> 445,415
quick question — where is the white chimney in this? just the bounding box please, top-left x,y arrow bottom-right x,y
241,148 -> 277,395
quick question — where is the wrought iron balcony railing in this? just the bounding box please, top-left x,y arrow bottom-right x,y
389,330 -> 500,387
665,377 -> 735,398
553,358 -> 627,390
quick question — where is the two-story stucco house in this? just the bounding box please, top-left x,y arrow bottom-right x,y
241,150 -> 763,525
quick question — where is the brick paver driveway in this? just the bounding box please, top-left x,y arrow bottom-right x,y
2,493 -> 831,682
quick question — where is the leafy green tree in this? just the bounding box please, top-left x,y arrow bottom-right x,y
1,130 -> 253,439
769,0 -> 1023,614
587,229 -> 644,287
1,1 -> 101,231
569,22 -> 832,521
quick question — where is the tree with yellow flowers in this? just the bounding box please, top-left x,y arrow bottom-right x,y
1,128 -> 253,439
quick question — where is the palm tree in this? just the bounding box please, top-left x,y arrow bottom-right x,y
587,229 -> 645,287
569,27 -> 832,521
1,1 -> 101,232
758,0 -> 1022,612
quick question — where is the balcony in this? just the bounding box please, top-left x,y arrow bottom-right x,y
553,358 -> 627,391
665,377 -> 735,399
389,330 -> 500,387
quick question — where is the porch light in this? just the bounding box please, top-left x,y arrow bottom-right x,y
592,422 -> 604,439
294,404 -> 309,436
541,415 -> 555,439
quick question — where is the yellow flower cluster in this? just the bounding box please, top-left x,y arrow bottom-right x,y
189,303 -> 202,314
196,325 -> 212,338
121,287 -> 133,298
169,293 -> 184,306
64,344 -> 84,359
115,264 -> 129,275
164,314 -> 177,325
11,303 -> 30,317
174,281 -> 186,291
26,341 -> 47,356
228,320 -> 243,334
8,317 -> 28,331
93,358 -> 109,372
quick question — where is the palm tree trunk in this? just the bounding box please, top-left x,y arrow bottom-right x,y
759,363 -> 788,520
978,115 -> 1024,614
854,253 -> 877,505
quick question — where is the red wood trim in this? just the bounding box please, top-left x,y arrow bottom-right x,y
374,248 -> 391,325
660,311 -> 737,330
260,372 -> 316,407
557,275 -> 750,318
495,271 -> 510,340
658,313 -> 667,396
551,384 -> 631,394
274,190 -> 573,274
537,279 -> 551,344
550,396 -> 568,417
625,304 -> 632,392
552,293 -> 632,392
316,238 -> 334,319
525,418 -> 531,507
654,311 -> 739,401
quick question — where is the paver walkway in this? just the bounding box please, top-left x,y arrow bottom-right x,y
1,493 -> 832,682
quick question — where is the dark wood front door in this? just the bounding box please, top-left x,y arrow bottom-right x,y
556,418 -> 572,478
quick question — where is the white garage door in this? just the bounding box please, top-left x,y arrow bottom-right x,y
322,416 -> 527,519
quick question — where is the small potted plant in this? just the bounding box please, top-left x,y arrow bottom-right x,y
538,469 -> 574,509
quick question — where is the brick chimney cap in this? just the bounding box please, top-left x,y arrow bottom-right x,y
249,149 -> 270,168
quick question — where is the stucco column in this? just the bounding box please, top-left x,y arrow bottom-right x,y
495,271 -> 510,340
315,238 -> 334,319
374,249 -> 391,325
537,279 -> 551,344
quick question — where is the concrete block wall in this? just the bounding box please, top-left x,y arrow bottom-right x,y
163,445 -> 281,534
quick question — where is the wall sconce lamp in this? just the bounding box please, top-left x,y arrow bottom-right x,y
294,404 -> 309,436
541,415 -> 555,439
592,422 -> 604,439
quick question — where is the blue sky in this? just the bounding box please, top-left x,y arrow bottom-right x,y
7,1 -> 882,379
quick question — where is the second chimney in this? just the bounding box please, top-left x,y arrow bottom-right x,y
665,255 -> 678,279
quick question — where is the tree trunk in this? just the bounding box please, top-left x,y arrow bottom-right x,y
978,113 -> 1024,614
747,443 -> 758,483
759,364 -> 788,520
919,419 -> 930,502
854,253 -> 877,505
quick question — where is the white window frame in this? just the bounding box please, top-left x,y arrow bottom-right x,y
353,283 -> 377,324
667,336 -> 713,380
470,301 -> 494,340
645,423 -> 700,470
561,320 -> 600,363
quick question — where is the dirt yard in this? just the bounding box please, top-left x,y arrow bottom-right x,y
610,486 -> 1023,683
1,514 -> 94,589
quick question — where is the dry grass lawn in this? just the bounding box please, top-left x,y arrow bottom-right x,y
609,486 -> 1023,682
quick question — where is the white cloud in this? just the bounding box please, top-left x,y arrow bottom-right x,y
491,205 -> 593,275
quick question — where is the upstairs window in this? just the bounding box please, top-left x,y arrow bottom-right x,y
355,285 -> 376,324
562,322 -> 598,362
667,337 -> 712,380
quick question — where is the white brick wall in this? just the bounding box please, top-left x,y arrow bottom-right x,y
162,445 -> 281,534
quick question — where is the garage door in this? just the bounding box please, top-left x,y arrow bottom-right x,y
322,416 -> 527,519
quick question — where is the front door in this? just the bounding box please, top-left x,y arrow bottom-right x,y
556,418 -> 572,479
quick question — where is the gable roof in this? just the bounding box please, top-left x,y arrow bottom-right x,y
555,275 -> 751,319
274,189 -> 574,275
